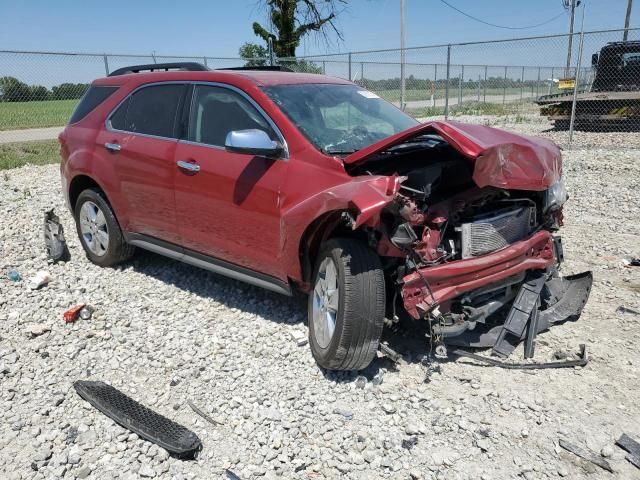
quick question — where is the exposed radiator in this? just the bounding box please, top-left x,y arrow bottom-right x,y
461,206 -> 536,258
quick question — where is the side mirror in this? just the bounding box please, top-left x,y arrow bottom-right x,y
225,129 -> 284,158
591,53 -> 599,67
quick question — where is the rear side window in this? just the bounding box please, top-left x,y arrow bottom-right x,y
109,84 -> 185,138
69,86 -> 118,124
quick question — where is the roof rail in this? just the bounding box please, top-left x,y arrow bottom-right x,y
217,66 -> 294,73
108,62 -> 209,77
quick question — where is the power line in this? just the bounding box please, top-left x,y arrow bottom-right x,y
439,0 -> 567,30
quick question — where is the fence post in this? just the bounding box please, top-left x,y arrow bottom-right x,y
536,67 -> 541,98
103,55 -> 110,76
483,65 -> 487,103
360,62 -> 364,83
400,51 -> 406,110
458,65 -> 464,104
433,64 -> 438,108
569,31 -> 585,144
445,45 -> 451,119
549,67 -> 554,94
348,53 -> 352,81
503,66 -> 507,105
203,57 -> 208,68
520,66 -> 525,103
322,61 -> 326,75
477,74 -> 481,102
268,37 -> 275,66
151,53 -> 157,64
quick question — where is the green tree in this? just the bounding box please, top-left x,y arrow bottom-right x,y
0,76 -> 31,102
51,83 -> 89,100
239,42 -> 269,67
252,0 -> 346,58
279,58 -> 323,73
29,85 -> 50,101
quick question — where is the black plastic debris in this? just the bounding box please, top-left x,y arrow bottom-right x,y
402,437 -> 418,450
617,305 -> 640,316
44,209 -> 70,263
451,344 -> 588,370
225,469 -> 242,480
187,400 -> 223,426
74,380 -> 202,459
559,438 -> 613,473
617,433 -> 640,470
623,257 -> 640,267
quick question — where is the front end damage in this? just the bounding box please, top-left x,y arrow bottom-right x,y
342,121 -> 592,357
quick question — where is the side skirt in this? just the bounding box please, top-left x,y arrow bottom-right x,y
124,233 -> 292,296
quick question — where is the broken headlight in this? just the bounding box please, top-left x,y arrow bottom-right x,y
543,180 -> 568,213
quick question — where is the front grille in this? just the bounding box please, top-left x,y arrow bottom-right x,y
461,206 -> 535,258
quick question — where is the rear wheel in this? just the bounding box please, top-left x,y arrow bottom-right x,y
308,238 -> 385,371
74,189 -> 135,267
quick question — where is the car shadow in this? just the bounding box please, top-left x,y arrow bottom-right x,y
129,249 -> 306,326
127,249 -> 448,383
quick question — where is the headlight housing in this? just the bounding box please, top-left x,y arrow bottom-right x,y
543,180 -> 568,213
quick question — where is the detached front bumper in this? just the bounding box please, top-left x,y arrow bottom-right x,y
401,230 -> 556,319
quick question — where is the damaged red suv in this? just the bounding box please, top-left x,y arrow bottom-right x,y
59,63 -> 592,371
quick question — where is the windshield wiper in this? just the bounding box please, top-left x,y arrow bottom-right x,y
325,148 -> 357,155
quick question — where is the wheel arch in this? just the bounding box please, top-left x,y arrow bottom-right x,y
68,174 -> 104,211
68,174 -> 128,232
298,209 -> 369,287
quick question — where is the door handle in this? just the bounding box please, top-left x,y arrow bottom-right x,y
176,160 -> 200,173
104,142 -> 121,152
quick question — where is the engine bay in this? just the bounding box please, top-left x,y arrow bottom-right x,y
348,135 -> 558,268
342,133 -> 580,352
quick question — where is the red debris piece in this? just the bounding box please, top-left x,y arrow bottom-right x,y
64,304 -> 86,324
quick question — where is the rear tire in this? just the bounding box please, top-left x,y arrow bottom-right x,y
308,238 -> 385,371
74,188 -> 135,267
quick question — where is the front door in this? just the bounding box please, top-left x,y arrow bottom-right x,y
174,84 -> 287,279
102,83 -> 188,244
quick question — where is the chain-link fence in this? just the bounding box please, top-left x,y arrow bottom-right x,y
1,27 -> 639,168
288,27 -> 640,148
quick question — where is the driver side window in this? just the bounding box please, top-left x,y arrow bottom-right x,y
188,85 -> 276,147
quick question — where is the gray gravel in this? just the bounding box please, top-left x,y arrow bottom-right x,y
1,125 -> 640,479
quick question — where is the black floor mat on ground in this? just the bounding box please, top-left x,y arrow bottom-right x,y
74,380 -> 202,459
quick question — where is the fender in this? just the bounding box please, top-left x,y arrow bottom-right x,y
279,174 -> 400,281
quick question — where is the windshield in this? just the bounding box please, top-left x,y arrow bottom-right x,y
262,83 -> 419,154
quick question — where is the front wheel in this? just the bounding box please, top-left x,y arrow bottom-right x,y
308,238 -> 386,371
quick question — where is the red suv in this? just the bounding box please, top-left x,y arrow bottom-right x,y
60,63 -> 591,371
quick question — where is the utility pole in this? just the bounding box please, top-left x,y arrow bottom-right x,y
565,0 -> 577,77
400,0 -> 406,110
624,0 -> 633,41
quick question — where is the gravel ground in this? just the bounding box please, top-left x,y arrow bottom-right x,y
1,125 -> 640,480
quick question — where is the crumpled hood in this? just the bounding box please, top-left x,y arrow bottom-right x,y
344,120 -> 562,191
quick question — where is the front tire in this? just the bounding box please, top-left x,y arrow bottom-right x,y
74,188 -> 135,267
308,238 -> 385,371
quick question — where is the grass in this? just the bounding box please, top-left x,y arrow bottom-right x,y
0,140 -> 60,170
0,99 -> 78,130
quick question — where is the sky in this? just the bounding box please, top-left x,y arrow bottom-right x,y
0,0 -> 637,57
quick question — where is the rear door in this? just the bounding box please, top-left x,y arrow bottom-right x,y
102,83 -> 187,244
173,84 -> 288,278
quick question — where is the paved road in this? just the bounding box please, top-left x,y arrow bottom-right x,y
0,126 -> 64,145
